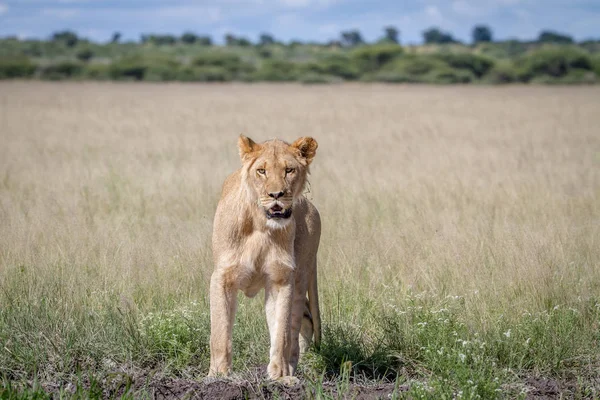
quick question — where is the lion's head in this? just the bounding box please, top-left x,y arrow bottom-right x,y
238,135 -> 317,226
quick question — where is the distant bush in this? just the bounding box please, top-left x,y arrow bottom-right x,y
192,52 -> 254,76
39,61 -> 83,80
177,66 -> 231,82
76,48 -> 94,62
109,56 -> 148,80
351,44 -> 403,72
433,53 -> 494,78
375,55 -> 474,83
82,64 -> 110,80
144,65 -> 179,82
254,60 -> 298,81
559,69 -> 596,84
530,69 -> 596,85
0,37 -> 597,85
384,55 -> 446,77
257,48 -> 272,58
479,40 -> 531,59
593,55 -> 600,77
517,47 -> 593,81
109,55 -> 180,81
299,73 -> 342,84
580,41 -> 600,54
20,42 -> 44,58
300,56 -> 360,80
538,31 -> 574,45
361,71 -> 417,83
0,57 -> 37,79
51,31 -> 79,47
484,62 -> 518,84
426,67 -> 474,84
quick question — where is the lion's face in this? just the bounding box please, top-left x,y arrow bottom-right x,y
238,135 -> 317,225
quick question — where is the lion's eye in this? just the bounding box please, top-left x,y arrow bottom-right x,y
257,168 -> 266,175
285,168 -> 295,174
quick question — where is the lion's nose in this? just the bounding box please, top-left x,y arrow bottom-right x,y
268,191 -> 285,199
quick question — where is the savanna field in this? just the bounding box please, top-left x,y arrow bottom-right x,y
0,82 -> 599,399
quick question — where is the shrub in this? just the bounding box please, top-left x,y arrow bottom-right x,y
372,55 -> 474,84
177,66 -> 231,82
427,67 -> 474,84
350,43 -> 403,72
109,55 -> 180,81
76,48 -> 94,62
299,56 -> 360,81
593,55 -> 600,78
192,52 -> 254,76
384,55 -> 447,77
109,57 -> 148,80
530,69 -> 596,85
51,30 -> 78,47
433,52 -> 495,78
299,73 -> 342,84
257,48 -> 272,58
318,55 -> 360,80
360,71 -> 417,83
538,31 -> 574,44
82,64 -> 110,80
484,62 -> 518,84
488,40 -> 531,59
0,57 -> 37,79
39,61 -> 83,80
518,47 -> 593,80
253,60 -> 298,81
559,69 -> 596,84
144,65 -> 179,82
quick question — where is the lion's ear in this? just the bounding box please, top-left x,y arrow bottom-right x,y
291,137 -> 318,165
238,135 -> 261,161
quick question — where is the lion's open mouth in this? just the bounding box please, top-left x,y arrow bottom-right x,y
266,204 -> 292,219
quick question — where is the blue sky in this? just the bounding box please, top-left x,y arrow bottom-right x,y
0,0 -> 598,44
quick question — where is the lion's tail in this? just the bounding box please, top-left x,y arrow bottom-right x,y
308,258 -> 321,349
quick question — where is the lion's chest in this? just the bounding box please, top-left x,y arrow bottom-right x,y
235,231 -> 295,297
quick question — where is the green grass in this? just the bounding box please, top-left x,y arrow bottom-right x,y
2,283 -> 598,398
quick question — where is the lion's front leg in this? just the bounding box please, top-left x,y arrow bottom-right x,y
209,268 -> 238,377
288,275 -> 311,375
264,267 -> 294,379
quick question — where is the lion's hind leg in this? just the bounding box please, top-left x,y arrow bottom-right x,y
299,299 -> 314,355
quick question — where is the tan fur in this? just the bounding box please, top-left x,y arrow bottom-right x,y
209,135 -> 321,379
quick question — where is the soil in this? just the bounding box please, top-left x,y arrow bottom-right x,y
39,369 -> 594,399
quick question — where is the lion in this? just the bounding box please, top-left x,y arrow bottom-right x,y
208,135 -> 321,380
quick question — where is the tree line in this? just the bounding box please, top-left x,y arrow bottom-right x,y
0,25 -> 598,84
45,25 -> 585,48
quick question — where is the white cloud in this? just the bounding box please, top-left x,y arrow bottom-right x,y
0,2 -> 8,15
424,5 -> 442,19
495,0 -> 521,5
154,6 -> 221,22
318,23 -> 339,35
278,0 -> 339,8
41,8 -> 79,18
451,0 -> 481,16
279,0 -> 311,7
514,8 -> 529,18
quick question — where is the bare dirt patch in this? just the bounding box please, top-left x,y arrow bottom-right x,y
38,369 -> 594,399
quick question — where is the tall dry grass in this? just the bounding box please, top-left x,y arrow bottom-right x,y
0,82 -> 599,394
